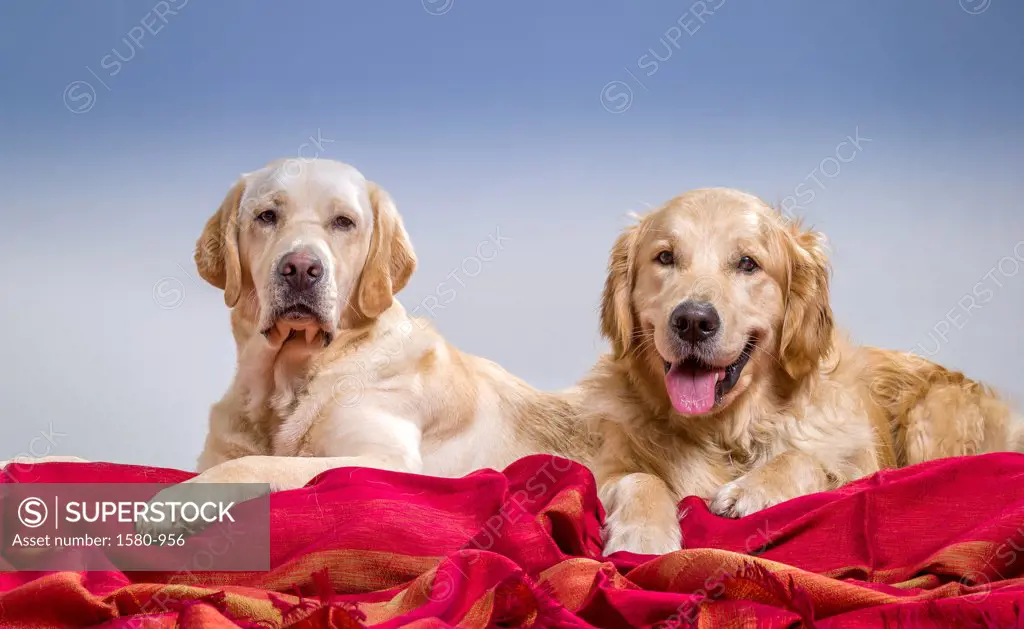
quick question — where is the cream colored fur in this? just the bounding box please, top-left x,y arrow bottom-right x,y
4,160 -> 596,506
116,158 -> 597,532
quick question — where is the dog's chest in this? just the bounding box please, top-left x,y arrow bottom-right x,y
238,389 -> 304,456
664,431 -> 766,498
241,351 -> 318,456
668,448 -> 736,498
265,377 -> 317,455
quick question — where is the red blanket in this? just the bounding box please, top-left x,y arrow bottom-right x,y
2,453 -> 1023,628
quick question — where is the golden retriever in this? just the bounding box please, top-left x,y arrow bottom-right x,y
586,188 -> 1023,555
135,158 -> 595,515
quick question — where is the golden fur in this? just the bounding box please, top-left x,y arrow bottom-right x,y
587,188 -> 1023,554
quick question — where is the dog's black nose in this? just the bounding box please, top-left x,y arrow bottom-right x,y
670,301 -> 721,343
277,250 -> 323,292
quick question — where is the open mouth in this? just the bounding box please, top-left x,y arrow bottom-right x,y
278,304 -> 317,321
261,304 -> 333,347
662,336 -> 757,416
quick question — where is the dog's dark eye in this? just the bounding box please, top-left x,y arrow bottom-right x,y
737,256 -> 759,273
656,250 -> 675,266
256,210 -> 278,225
332,215 -> 355,231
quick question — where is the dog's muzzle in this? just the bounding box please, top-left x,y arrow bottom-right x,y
261,248 -> 334,347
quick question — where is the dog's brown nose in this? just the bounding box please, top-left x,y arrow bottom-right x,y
671,301 -> 720,343
277,251 -> 324,292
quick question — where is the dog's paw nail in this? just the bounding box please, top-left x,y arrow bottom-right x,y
710,478 -> 782,518
710,482 -> 749,518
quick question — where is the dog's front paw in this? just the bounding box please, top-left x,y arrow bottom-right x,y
602,504 -> 684,556
136,479 -> 204,538
135,467 -> 269,538
709,476 -> 784,518
603,522 -> 682,556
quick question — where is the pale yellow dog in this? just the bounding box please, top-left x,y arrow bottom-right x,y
150,158 -> 595,511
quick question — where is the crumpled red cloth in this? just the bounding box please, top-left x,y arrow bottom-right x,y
2,452 -> 1023,628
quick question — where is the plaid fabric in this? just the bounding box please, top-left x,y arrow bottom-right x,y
2,453 -> 1024,628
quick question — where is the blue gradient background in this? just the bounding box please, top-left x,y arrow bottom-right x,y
1,0 -> 1022,468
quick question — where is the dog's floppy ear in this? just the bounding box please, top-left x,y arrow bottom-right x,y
601,222 -> 641,358
355,181 -> 417,319
195,178 -> 245,308
778,222 -> 834,380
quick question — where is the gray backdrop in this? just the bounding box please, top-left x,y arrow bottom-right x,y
2,0 -> 1022,469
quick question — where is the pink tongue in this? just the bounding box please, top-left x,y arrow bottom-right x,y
665,364 -> 723,415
